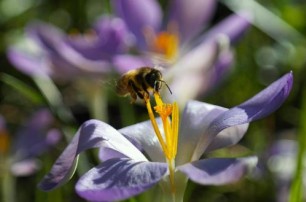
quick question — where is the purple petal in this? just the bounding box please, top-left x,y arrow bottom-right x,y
76,158 -> 168,201
191,47 -> 234,97
47,49 -> 112,79
27,22 -> 112,78
94,16 -> 130,53
193,72 -> 293,160
210,72 -> 293,132
13,109 -> 61,159
98,147 -> 127,161
202,12 -> 252,45
27,22 -> 65,55
7,47 -> 84,80
177,157 -> 257,185
7,48 -> 51,77
168,0 -> 216,44
112,54 -> 153,74
204,123 -> 248,153
206,49 -> 234,92
165,35 -> 234,104
38,120 -> 146,191
66,16 -> 129,61
112,0 -> 162,49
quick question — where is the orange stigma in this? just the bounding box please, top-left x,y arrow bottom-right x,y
153,32 -> 179,61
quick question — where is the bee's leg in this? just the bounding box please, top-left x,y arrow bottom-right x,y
129,80 -> 144,101
140,82 -> 150,99
130,91 -> 137,103
136,91 -> 145,100
154,81 -> 162,93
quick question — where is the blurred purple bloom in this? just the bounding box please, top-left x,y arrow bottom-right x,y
7,16 -> 130,81
266,138 -> 302,202
112,0 -> 252,105
0,109 -> 61,176
38,72 -> 292,201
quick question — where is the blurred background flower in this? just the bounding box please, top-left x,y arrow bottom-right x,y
0,109 -> 61,174
7,16 -> 131,80
0,109 -> 61,202
112,0 -> 251,106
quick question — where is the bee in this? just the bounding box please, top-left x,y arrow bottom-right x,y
116,67 -> 171,103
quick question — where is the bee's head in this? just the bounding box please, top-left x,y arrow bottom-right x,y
145,69 -> 162,90
145,69 -> 172,94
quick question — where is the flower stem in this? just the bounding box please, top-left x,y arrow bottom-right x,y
167,158 -> 176,198
1,160 -> 16,202
88,81 -> 108,121
33,75 -> 75,124
289,87 -> 306,202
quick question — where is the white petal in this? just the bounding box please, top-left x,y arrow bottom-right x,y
119,118 -> 165,162
176,100 -> 227,166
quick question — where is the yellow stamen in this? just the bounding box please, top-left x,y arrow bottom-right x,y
155,104 -> 173,158
144,97 -> 170,159
172,102 -> 179,157
154,92 -> 163,106
145,92 -> 179,196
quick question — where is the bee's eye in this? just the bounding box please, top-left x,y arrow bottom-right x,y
146,71 -> 160,88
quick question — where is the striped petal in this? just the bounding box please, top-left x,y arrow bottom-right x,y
168,0 -> 216,43
38,119 -> 146,191
112,0 -> 162,49
192,72 -> 293,161
178,156 -> 257,185
76,158 -> 168,201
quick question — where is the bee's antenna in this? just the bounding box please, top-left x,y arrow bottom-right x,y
159,80 -> 172,94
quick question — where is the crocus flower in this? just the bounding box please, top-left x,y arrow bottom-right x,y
7,16 -> 130,81
38,72 -> 292,201
0,109 -> 61,176
112,0 -> 252,106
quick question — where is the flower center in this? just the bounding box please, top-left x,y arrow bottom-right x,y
152,32 -> 179,61
144,92 -> 179,193
144,23 -> 179,63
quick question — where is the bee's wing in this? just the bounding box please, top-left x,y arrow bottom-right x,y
116,76 -> 130,96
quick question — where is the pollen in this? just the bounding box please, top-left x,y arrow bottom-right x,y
154,103 -> 173,117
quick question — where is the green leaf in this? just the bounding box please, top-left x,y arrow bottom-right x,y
0,73 -> 44,104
